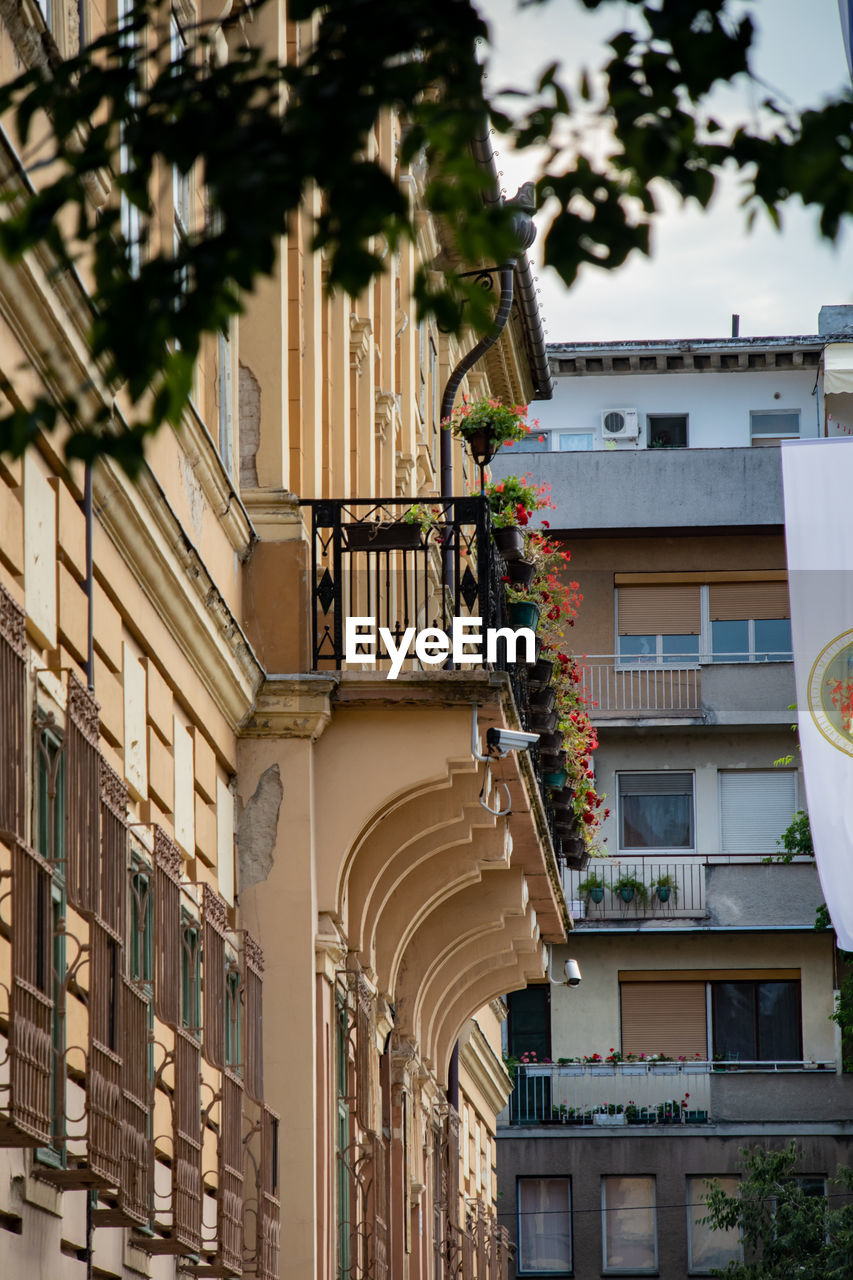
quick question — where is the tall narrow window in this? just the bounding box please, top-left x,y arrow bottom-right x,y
518,1178 -> 572,1274
602,1176 -> 657,1273
180,914 -> 201,1037
687,1176 -> 741,1272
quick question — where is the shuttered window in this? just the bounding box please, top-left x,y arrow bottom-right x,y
620,982 -> 707,1059
619,773 -> 695,850
719,770 -> 797,855
709,581 -> 790,620
618,586 -> 701,636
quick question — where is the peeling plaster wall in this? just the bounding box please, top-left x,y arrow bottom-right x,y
237,762 -> 283,890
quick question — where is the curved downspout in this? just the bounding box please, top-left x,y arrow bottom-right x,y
440,260 -> 516,497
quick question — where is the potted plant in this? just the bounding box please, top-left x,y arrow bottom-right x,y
444,397 -> 534,467
529,656 -> 554,687
344,515 -> 424,551
506,596 -> 541,631
484,474 -> 553,561
612,872 -> 649,905
652,872 -> 678,905
578,871 -> 606,905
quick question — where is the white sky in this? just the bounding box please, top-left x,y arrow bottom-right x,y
480,0 -> 852,341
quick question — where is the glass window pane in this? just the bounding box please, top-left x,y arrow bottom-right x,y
754,618 -> 792,661
508,986 -> 550,1061
711,619 -> 749,662
619,635 -> 656,663
750,411 -> 800,437
687,1176 -> 741,1272
712,983 -> 757,1061
662,634 -> 700,663
619,775 -> 694,850
518,1178 -> 572,1273
557,432 -> 593,452
648,415 -> 687,448
602,1176 -> 657,1272
757,981 -> 801,1060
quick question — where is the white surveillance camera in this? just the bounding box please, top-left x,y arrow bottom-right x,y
564,958 -> 582,988
486,727 -> 540,758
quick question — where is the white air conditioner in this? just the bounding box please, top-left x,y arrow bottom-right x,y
601,408 -> 640,439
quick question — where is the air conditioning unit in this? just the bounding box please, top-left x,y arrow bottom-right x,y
601,408 -> 640,439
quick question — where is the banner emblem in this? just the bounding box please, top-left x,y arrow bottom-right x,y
808,630 -> 853,756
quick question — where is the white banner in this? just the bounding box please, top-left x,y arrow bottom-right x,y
782,438 -> 853,951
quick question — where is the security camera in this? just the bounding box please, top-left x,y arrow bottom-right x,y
486,727 -> 540,758
564,959 -> 582,988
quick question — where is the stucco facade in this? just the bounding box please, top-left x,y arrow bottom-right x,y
0,6 -> 563,1280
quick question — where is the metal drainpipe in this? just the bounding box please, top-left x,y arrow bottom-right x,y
440,260 -> 517,498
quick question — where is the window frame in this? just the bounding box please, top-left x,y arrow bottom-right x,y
686,1175 -> 742,1275
616,584 -> 791,667
555,431 -> 594,452
617,771 -> 696,855
516,1177 -> 573,1276
750,409 -> 801,440
647,413 -> 688,449
601,1175 -> 658,1275
710,978 -> 803,1063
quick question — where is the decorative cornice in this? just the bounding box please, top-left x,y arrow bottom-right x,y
489,997 -> 508,1023
0,581 -> 26,657
93,460 -> 265,731
395,451 -> 415,491
459,1019 -> 513,1118
173,400 -> 256,557
349,315 -> 372,372
243,931 -> 264,975
66,670 -> 100,747
240,674 -> 337,739
202,882 -> 228,934
154,826 -> 183,883
375,390 -> 398,445
99,757 -> 128,821
238,489 -> 305,543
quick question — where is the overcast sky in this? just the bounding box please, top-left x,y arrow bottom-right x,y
480,0 -> 852,341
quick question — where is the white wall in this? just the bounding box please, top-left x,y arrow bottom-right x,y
531,368 -> 819,449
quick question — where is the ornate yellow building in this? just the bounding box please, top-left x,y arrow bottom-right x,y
0,4 -> 568,1280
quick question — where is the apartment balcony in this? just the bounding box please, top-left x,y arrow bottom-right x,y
490,445 -> 784,532
303,497 -> 571,860
565,858 -> 824,929
580,656 -> 795,727
503,1059 -> 841,1130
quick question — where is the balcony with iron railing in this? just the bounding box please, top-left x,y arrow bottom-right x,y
302,497 -> 585,867
502,1058 -> 841,1130
579,654 -> 795,725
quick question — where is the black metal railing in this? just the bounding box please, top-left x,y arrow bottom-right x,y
304,497 -> 500,670
303,496 -> 563,859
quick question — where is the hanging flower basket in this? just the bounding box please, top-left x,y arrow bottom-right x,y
508,600 -> 540,630
550,786 -> 574,811
543,767 -> 569,788
506,558 -> 536,590
493,525 -> 525,561
529,685 -> 556,714
529,657 -> 554,688
344,522 -> 422,552
530,708 -> 557,733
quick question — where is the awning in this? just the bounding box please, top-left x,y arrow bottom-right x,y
823,343 -> 853,395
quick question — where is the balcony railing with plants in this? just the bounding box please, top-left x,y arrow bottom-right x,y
568,859 -> 707,919
505,1058 -> 837,1127
304,402 -> 609,870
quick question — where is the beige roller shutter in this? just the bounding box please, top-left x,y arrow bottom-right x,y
709,581 -> 790,620
620,981 -> 707,1058
617,586 -> 701,635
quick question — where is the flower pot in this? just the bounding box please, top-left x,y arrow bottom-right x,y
344,521 -> 422,551
539,730 -> 563,753
563,847 -> 589,872
464,426 -> 499,466
587,887 -> 605,904
529,685 -> 556,714
593,1112 -> 626,1127
539,749 -> 567,772
530,709 -> 557,734
550,787 -> 574,811
529,658 -> 555,688
655,885 -> 672,904
507,558 -> 536,590
508,600 -> 540,630
618,886 -> 635,903
493,525 -> 525,562
543,768 -> 569,788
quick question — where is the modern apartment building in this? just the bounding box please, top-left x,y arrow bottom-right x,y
0,7 -> 565,1280
492,314 -> 853,1278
